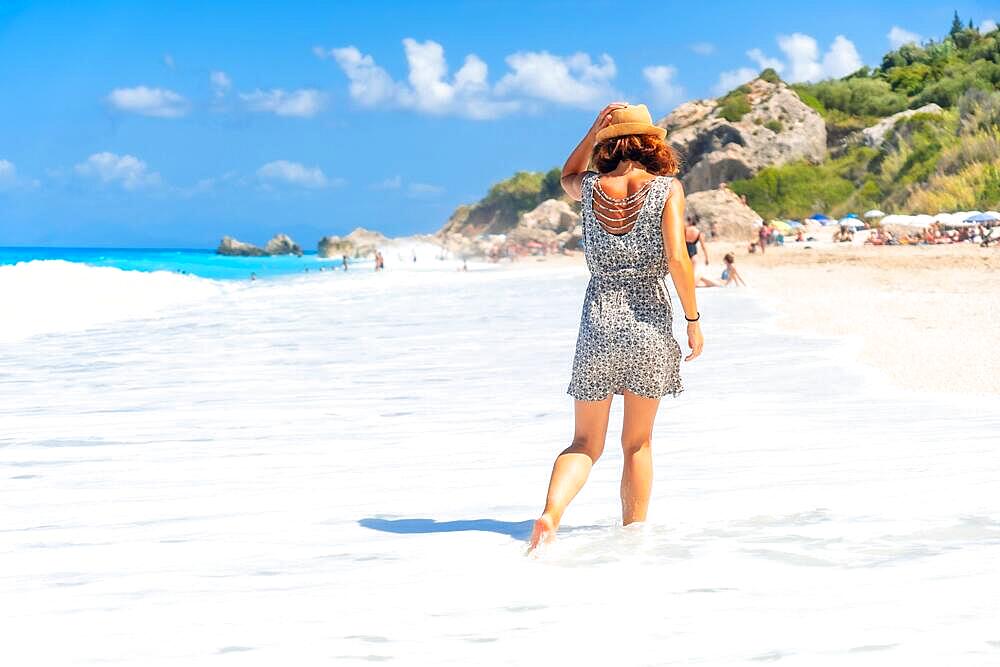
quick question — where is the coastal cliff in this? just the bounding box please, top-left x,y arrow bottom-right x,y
433,18 -> 998,240
656,76 -> 827,193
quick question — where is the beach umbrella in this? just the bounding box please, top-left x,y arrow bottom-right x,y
965,211 -> 1000,223
769,219 -> 792,233
864,209 -> 886,219
839,217 -> 864,229
845,212 -> 859,219
786,220 -> 803,228
807,213 -> 832,225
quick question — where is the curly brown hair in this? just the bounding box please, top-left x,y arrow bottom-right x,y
591,134 -> 679,176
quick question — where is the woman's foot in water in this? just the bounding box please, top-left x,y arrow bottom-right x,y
527,514 -> 557,552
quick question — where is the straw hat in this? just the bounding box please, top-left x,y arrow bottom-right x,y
595,103 -> 667,143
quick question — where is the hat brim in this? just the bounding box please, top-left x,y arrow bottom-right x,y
595,122 -> 667,143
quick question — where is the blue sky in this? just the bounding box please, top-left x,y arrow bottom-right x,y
0,0 -> 996,248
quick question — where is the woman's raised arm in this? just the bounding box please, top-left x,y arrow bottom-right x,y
560,102 -> 628,200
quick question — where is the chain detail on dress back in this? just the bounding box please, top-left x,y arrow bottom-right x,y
591,176 -> 654,235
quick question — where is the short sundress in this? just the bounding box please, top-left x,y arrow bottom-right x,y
566,171 -> 684,401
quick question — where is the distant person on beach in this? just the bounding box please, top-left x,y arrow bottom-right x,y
758,222 -> 770,253
685,216 -> 718,287
250,272 -> 256,281
528,102 -> 703,552
721,252 -> 746,286
374,250 -> 385,271
342,254 -> 349,271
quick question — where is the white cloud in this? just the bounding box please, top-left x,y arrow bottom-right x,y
407,182 -> 444,197
106,86 -> 189,118
75,152 -> 161,189
320,39 -> 617,118
888,26 -> 922,49
256,160 -> 338,188
776,33 -> 824,82
325,46 -> 404,107
981,19 -> 997,34
495,50 -> 617,107
239,89 -> 325,117
0,159 -> 40,191
371,175 -> 402,190
728,33 -> 863,86
690,42 -> 715,56
713,67 -> 758,95
642,65 -> 684,109
323,39 -> 520,119
0,159 -> 17,189
822,35 -> 863,78
210,71 -> 231,96
747,48 -> 784,73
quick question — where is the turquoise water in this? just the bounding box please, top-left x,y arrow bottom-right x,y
0,247 -> 353,280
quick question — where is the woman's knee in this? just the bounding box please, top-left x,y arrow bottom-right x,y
567,436 -> 604,461
621,435 -> 651,456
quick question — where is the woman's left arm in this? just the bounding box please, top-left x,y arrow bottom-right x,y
663,179 -> 704,361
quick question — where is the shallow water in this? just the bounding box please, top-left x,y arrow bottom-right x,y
1,262 -> 998,665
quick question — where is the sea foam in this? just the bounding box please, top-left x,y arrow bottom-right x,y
0,259 -> 232,343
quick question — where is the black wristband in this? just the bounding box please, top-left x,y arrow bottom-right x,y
685,311 -> 700,323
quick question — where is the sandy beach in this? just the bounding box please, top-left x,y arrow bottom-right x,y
522,234 -> 1000,396
718,235 -> 1000,395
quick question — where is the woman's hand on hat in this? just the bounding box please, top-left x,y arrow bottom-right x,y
588,102 -> 629,139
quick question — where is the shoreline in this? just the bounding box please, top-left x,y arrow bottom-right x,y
485,239 -> 1000,396
709,238 -> 1000,396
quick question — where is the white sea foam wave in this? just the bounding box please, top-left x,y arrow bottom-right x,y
0,260 -> 232,343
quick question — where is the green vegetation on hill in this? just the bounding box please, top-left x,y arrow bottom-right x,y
717,84 -> 752,122
731,89 -> 1000,217
442,167 -> 566,235
730,14 -> 1000,217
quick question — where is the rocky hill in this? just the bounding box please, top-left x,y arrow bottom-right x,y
436,168 -> 568,239
437,13 -> 998,246
656,77 -> 827,193
734,16 -> 1000,217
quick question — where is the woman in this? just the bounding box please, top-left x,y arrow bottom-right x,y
528,102 -> 704,551
686,217 -> 720,288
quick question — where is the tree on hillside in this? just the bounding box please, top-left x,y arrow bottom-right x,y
950,10 -> 963,37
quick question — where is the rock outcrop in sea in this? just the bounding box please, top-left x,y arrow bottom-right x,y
264,233 -> 303,256
317,227 -> 388,258
656,78 -> 826,193
216,236 -> 267,256
216,234 -> 303,256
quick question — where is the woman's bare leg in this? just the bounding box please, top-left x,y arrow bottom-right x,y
620,390 -> 660,525
528,396 -> 612,550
